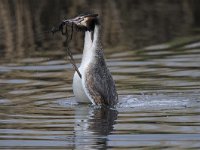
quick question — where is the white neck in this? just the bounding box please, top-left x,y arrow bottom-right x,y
81,25 -> 101,66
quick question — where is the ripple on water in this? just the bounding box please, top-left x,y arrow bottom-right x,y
0,36 -> 200,149
117,94 -> 200,110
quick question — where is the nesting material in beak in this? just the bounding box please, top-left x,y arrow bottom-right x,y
66,14 -> 99,31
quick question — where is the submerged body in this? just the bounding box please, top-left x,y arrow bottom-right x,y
72,16 -> 118,106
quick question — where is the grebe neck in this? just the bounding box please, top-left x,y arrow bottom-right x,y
81,25 -> 102,65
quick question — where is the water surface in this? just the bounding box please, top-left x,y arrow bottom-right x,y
0,38 -> 200,149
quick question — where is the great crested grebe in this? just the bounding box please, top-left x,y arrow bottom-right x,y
66,13 -> 118,106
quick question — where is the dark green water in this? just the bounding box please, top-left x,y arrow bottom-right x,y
0,1 -> 200,149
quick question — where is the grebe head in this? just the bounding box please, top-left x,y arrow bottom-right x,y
67,13 -> 99,31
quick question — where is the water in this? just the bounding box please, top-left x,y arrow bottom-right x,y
1,1 -> 200,149
0,38 -> 200,149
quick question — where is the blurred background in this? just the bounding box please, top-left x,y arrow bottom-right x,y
0,0 -> 200,59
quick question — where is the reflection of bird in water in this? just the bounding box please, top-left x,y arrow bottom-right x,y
66,14 -> 118,106
74,106 -> 118,149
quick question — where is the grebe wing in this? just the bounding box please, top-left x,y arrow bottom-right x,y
85,61 -> 118,106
